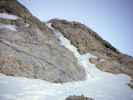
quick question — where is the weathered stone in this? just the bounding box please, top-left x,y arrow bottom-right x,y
0,0 -> 86,83
65,95 -> 94,100
49,19 -> 133,80
128,80 -> 133,89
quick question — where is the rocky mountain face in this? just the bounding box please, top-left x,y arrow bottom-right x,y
49,19 -> 133,83
0,0 -> 133,86
0,0 -> 86,83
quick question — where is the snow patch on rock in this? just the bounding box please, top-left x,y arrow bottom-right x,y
0,24 -> 17,31
0,13 -> 18,20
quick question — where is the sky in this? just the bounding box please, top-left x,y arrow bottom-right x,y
19,0 -> 133,56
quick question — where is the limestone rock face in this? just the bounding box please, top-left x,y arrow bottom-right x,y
0,0 -> 86,83
49,19 -> 133,80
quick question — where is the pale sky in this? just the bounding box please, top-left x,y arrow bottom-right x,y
19,0 -> 133,56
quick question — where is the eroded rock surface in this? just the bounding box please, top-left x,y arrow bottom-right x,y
49,19 -> 133,83
0,0 -> 133,85
0,0 -> 86,83
65,95 -> 94,100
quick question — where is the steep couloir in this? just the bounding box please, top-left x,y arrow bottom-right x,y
49,19 -> 133,85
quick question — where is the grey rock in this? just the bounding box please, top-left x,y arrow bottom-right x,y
65,95 -> 94,100
49,19 -> 133,80
0,0 -> 86,83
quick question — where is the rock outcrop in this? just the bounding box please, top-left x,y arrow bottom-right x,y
0,0 -> 133,85
65,95 -> 94,100
49,19 -> 133,81
0,0 -> 86,83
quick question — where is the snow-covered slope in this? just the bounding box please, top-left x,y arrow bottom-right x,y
0,24 -> 133,100
0,1 -> 133,100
